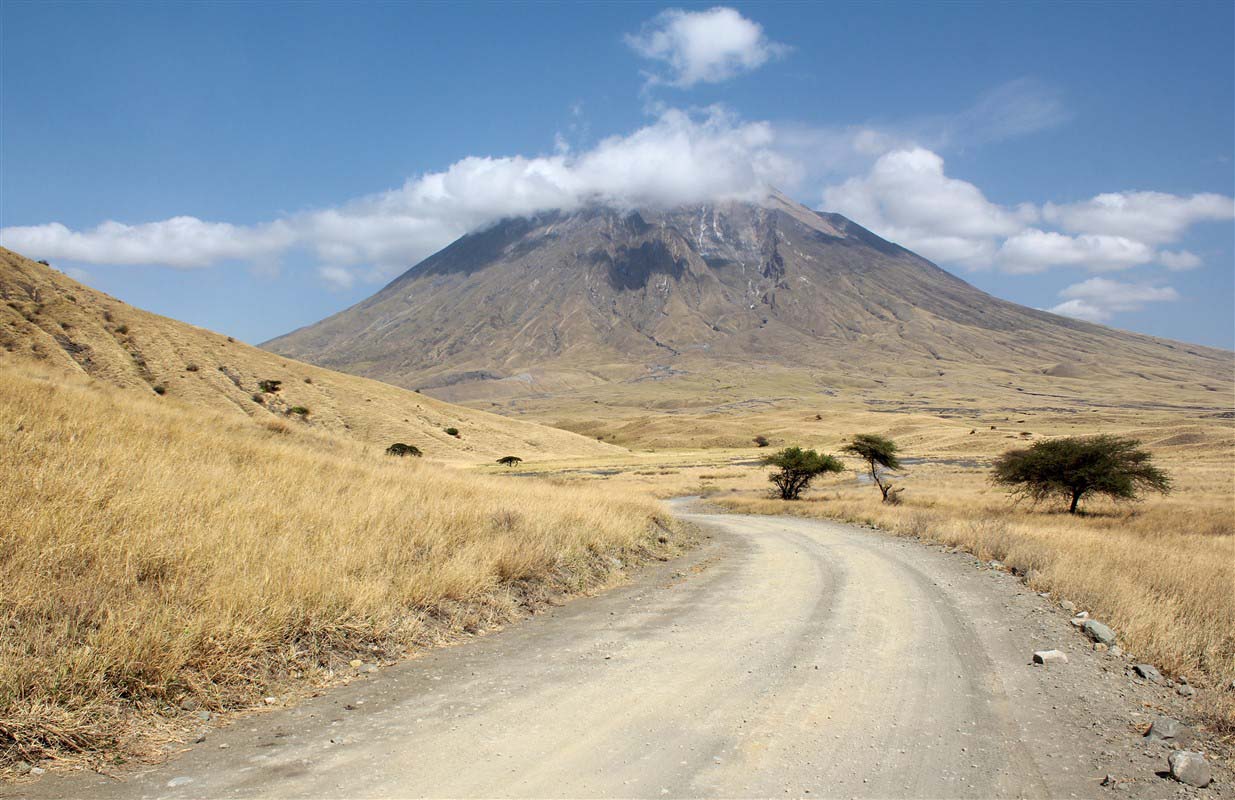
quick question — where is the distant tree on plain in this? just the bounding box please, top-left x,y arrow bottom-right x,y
386,442 -> 422,457
991,435 -> 1170,514
763,446 -> 844,500
497,455 -> 522,467
753,435 -> 770,447
444,427 -> 460,437
842,433 -> 903,503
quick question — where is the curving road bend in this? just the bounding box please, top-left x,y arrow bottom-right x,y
29,503 -> 1185,799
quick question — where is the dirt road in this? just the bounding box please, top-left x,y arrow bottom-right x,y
27,503 -> 1219,798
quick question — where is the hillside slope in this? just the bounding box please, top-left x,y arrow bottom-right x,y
0,248 -> 621,462
266,191 -> 1231,413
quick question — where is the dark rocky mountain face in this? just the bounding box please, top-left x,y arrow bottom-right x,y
265,192 -> 1229,404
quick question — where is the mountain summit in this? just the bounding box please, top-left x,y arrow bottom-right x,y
266,192 -> 1229,407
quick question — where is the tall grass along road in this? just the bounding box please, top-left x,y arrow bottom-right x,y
30,501 -> 1224,799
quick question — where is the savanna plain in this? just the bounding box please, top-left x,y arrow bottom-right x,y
1,248 -> 1233,789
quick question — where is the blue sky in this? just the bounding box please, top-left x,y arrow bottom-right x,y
2,1 -> 1232,348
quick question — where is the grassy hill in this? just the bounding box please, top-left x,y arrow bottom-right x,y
0,247 -> 622,463
0,355 -> 683,773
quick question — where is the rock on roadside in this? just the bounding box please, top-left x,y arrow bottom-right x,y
1167,751 -> 1211,788
1082,619 -> 1117,645
1133,664 -> 1163,683
1033,649 -> 1068,665
1145,716 -> 1188,743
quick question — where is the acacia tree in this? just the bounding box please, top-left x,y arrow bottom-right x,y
992,435 -> 1171,514
763,446 -> 844,500
842,434 -> 903,503
497,455 -> 523,467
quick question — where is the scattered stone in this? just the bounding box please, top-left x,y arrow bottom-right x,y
987,560 -> 1004,569
1060,600 -> 1076,611
13,761 -> 31,775
1168,751 -> 1211,788
218,743 -> 230,750
1100,774 -> 1117,787
167,776 -> 194,788
1070,617 -> 1086,628
1178,685 -> 1196,698
194,733 -> 206,743
1082,619 -> 1117,645
29,767 -> 45,776
361,664 -> 378,674
1093,643 -> 1108,652
1109,646 -> 1123,657
1179,676 -> 1189,685
178,696 -> 199,711
195,710 -> 211,721
1075,611 -> 1089,619
349,659 -> 363,668
1033,650 -> 1068,665
264,696 -> 277,705
1145,716 -> 1187,743
1133,664 -> 1163,683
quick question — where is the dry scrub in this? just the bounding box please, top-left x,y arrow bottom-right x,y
717,468 -> 1235,732
0,362 -> 683,770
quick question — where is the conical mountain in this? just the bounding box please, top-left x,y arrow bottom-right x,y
266,192 -> 1230,409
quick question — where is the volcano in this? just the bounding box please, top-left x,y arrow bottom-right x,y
265,191 -> 1230,409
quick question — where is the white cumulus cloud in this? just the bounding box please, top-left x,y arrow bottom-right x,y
0,217 -> 293,269
822,147 -> 1232,279
1158,249 -> 1202,271
625,7 -> 789,88
1043,191 -> 1235,244
1048,277 -> 1179,323
822,147 -> 1035,267
996,229 -> 1156,274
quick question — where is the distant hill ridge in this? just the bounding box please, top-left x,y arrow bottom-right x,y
0,248 -> 623,461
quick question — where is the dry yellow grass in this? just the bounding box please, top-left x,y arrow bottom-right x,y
713,466 -> 1235,732
0,360 -> 684,770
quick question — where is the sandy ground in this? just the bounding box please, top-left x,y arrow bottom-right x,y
18,502 -> 1227,799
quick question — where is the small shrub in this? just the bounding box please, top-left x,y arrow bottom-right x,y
152,385 -> 166,396
386,443 -> 422,457
227,337 -> 235,343
289,406 -> 310,417
114,324 -> 129,335
37,259 -> 50,266
303,377 -> 312,384
258,379 -> 282,394
185,364 -> 199,372
251,394 -> 264,404
753,435 -> 770,447
444,427 -> 460,437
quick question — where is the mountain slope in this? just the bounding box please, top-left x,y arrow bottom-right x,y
0,248 -> 622,462
266,192 -> 1231,411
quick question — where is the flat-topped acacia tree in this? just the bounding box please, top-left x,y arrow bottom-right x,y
992,435 -> 1171,514
763,446 -> 844,500
842,434 -> 903,503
